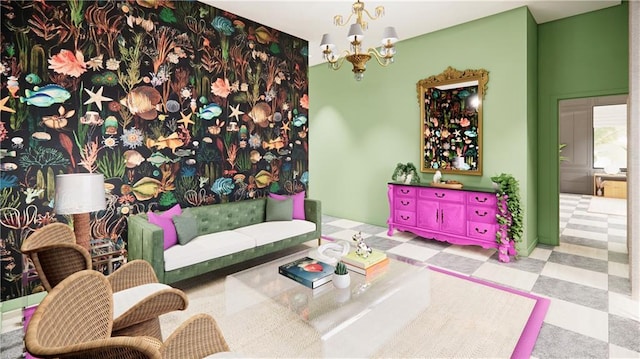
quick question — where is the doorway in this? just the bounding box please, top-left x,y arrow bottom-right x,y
558,95 -> 628,252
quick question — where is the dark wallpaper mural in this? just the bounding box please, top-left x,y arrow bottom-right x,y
0,0 -> 309,301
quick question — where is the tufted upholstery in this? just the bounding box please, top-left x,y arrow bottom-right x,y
127,198 -> 321,284
185,198 -> 267,235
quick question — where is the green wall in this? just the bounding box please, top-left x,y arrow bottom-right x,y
310,7 -> 538,254
537,3 -> 629,245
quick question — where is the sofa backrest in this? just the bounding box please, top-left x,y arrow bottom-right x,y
183,198 -> 267,236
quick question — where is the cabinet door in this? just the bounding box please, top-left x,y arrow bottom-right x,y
440,202 -> 466,235
417,200 -> 440,231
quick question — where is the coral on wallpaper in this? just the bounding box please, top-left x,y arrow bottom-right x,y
0,0 -> 309,301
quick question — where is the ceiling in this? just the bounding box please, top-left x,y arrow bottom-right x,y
203,0 -> 620,66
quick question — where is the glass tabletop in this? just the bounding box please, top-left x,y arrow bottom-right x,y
225,250 -> 430,357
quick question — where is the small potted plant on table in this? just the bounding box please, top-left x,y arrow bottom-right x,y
333,261 -> 351,289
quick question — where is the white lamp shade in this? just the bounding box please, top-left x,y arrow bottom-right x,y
347,24 -> 364,42
381,26 -> 398,44
320,33 -> 335,51
55,173 -> 106,214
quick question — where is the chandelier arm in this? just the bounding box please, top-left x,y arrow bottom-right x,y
334,14 -> 355,27
367,47 -> 394,67
362,6 -> 385,21
326,50 -> 351,70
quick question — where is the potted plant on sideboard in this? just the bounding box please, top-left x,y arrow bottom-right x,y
490,173 -> 523,262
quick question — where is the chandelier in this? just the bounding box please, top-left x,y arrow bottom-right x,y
319,0 -> 398,81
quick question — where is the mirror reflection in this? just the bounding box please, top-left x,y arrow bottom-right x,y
417,67 -> 489,176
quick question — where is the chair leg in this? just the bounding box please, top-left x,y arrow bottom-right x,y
112,317 -> 162,340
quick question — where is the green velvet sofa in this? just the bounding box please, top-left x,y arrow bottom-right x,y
127,198 -> 321,284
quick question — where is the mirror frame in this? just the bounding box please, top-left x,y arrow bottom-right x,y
417,66 -> 489,176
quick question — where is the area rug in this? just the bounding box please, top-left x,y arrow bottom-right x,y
161,260 -> 549,358
588,196 -> 627,216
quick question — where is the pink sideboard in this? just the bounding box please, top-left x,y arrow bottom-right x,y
387,183 -> 515,262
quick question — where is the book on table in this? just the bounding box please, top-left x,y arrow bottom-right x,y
278,257 -> 334,289
341,249 -> 387,269
344,257 -> 390,276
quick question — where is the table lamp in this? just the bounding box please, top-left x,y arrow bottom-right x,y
54,173 -> 106,251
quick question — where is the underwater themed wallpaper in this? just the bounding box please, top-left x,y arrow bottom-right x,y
0,0 -> 309,301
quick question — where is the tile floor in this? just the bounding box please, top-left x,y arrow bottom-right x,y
2,193 -> 639,358
321,193 -> 639,358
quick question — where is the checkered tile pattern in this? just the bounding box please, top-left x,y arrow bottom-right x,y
322,193 -> 639,358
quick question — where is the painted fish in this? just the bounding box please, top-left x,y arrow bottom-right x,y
197,103 -> 222,120
262,151 -> 277,162
121,86 -> 161,120
0,163 -> 18,171
292,114 -> 307,127
123,150 -> 145,168
211,177 -> 234,196
25,73 -> 42,85
131,177 -> 162,201
146,132 -> 184,153
0,149 -> 16,159
20,84 -> 71,107
146,152 -> 173,166
262,137 -> 285,150
32,132 -> 51,140
173,149 -> 195,157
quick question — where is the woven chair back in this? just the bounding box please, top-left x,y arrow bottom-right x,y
25,270 -> 113,355
21,223 -> 92,291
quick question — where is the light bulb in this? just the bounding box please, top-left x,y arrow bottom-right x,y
354,72 -> 364,81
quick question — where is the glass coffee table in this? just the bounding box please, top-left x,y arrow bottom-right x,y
225,250 -> 430,358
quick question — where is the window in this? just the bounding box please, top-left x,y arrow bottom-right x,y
593,104 -> 627,173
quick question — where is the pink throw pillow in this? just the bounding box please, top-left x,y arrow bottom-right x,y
147,204 -> 182,250
269,191 -> 305,220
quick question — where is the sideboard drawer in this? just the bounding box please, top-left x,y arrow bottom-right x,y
395,210 -> 416,226
395,186 -> 416,198
467,206 -> 496,223
467,192 -> 497,206
394,197 -> 416,211
468,222 -> 497,242
418,188 -> 465,203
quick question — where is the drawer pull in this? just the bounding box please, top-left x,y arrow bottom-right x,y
401,200 -> 410,206
401,215 -> 410,220
441,209 -> 444,222
436,210 -> 439,222
435,192 -> 445,198
475,210 -> 488,217
475,196 -> 487,203
475,228 -> 488,234
401,189 -> 411,194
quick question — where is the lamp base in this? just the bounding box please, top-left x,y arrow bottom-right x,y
72,212 -> 92,252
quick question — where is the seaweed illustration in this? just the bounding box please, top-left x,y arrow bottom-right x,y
0,188 -> 20,209
19,147 -> 70,168
79,139 -> 103,173
0,173 -> 19,190
118,32 -> 144,92
174,175 -> 198,205
97,149 -> 125,179
85,1 -> 121,58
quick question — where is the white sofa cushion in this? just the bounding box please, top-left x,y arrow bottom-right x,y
234,220 -> 316,246
164,231 -> 255,271
113,283 -> 170,319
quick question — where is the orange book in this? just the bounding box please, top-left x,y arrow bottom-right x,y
344,258 -> 390,275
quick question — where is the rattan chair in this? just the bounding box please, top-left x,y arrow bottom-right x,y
25,270 -> 231,359
21,223 -> 189,339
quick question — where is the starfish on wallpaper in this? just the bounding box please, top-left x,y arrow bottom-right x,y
0,96 -> 16,114
229,103 -> 244,122
177,111 -> 195,127
84,87 -> 112,111
281,120 -> 290,133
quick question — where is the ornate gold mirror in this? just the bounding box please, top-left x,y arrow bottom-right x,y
417,67 -> 489,176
